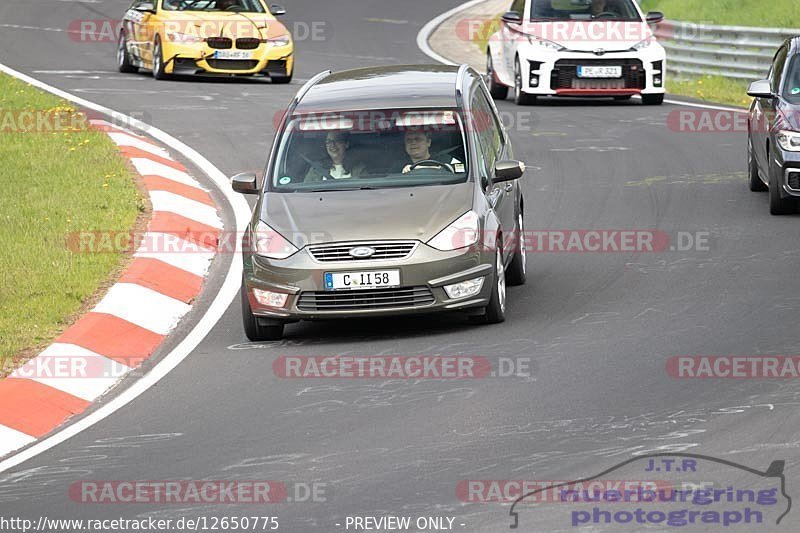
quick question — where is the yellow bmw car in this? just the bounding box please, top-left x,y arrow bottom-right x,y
118,0 -> 294,82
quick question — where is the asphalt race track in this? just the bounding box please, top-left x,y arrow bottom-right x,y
1,1 -> 800,531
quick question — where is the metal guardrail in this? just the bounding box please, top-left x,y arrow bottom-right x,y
654,21 -> 800,80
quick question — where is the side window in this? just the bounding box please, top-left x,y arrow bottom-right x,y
510,0 -> 525,14
470,87 -> 503,173
770,46 -> 788,92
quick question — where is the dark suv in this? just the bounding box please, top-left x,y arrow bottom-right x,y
747,37 -> 800,215
231,65 -> 527,340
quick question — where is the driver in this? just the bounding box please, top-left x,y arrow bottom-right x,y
589,0 -> 616,17
401,130 -> 461,174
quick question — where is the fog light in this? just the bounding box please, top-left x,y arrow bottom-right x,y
654,76 -> 662,87
530,75 -> 539,87
253,288 -> 289,308
444,277 -> 484,299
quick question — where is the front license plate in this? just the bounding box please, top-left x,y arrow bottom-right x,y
324,270 -> 400,290
213,50 -> 252,60
577,66 -> 622,78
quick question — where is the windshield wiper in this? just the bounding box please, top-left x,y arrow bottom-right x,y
306,186 -> 376,192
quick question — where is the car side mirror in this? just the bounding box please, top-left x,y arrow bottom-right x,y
231,172 -> 259,194
501,11 -> 523,25
494,160 -> 525,182
645,11 -> 664,24
269,4 -> 287,16
134,2 -> 156,13
747,79 -> 774,98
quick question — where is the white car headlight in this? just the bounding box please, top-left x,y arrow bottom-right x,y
252,221 -> 299,259
428,211 -> 480,251
630,38 -> 654,51
265,35 -> 291,47
777,130 -> 800,152
527,35 -> 564,51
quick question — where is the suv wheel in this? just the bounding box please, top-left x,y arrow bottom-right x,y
152,38 -> 168,80
487,52 -> 508,100
117,33 -> 137,73
471,242 -> 507,324
769,158 -> 796,215
748,136 -> 767,192
642,93 -> 664,105
505,209 -> 526,286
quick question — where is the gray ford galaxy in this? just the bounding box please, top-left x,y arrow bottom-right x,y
232,65 -> 527,340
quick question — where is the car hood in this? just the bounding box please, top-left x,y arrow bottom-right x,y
523,21 -> 653,51
159,11 -> 286,39
260,183 -> 475,246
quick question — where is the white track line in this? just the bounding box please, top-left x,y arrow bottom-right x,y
0,62 -> 252,473
107,131 -> 170,157
416,0 -> 749,114
0,427 -> 36,458
131,158 -> 208,189
134,232 -> 216,277
93,283 -> 192,336
13,344 -> 132,402
149,190 -> 223,229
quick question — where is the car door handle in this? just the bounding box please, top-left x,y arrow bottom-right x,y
504,183 -> 514,192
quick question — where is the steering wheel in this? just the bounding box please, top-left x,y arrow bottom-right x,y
408,159 -> 455,173
593,11 -> 617,19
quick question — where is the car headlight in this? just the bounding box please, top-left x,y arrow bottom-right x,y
630,38 -> 654,51
165,32 -> 204,43
526,35 -> 564,51
428,211 -> 480,251
777,130 -> 800,152
264,35 -> 291,47
252,221 -> 298,259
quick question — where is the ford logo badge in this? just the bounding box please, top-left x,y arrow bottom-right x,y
349,246 -> 376,258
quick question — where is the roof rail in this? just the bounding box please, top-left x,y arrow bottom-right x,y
289,69 -> 332,112
455,63 -> 470,104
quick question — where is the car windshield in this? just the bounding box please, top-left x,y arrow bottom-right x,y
530,0 -> 640,21
161,0 -> 266,13
270,110 -> 469,192
784,55 -> 800,103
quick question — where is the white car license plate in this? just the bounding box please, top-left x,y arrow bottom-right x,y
324,270 -> 400,290
213,50 -> 252,60
577,66 -> 622,78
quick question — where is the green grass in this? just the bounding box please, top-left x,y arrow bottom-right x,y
639,0 -> 800,27
0,73 -> 142,371
667,74 -> 752,108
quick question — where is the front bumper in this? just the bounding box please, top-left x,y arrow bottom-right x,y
161,40 -> 293,76
243,243 -> 496,320
517,45 -> 666,96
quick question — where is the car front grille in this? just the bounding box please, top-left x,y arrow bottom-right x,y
308,242 -> 417,262
205,59 -> 259,71
236,38 -> 260,49
206,37 -> 232,49
297,287 -> 435,311
552,59 -> 645,90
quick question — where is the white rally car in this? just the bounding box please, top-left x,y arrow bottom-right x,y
487,0 -> 666,105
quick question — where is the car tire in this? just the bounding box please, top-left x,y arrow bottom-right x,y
271,71 -> 293,84
769,157 -> 795,215
117,33 -> 137,73
748,136 -> 768,192
514,58 -> 537,106
241,282 -> 285,341
487,52 -> 508,100
470,242 -> 507,325
152,38 -> 168,80
642,93 -> 664,105
505,208 -> 526,286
